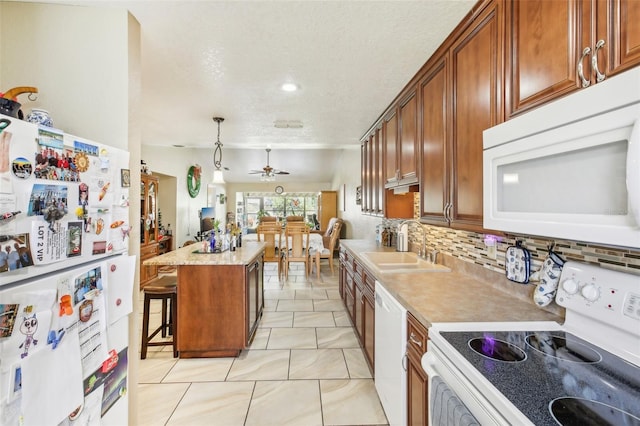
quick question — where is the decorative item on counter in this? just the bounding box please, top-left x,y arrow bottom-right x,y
25,108 -> 53,128
0,86 -> 38,118
532,244 -> 565,307
0,211 -> 21,224
505,240 -> 531,284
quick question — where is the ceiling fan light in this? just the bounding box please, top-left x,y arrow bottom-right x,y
213,169 -> 225,183
260,173 -> 275,182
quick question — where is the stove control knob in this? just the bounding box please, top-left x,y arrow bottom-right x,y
562,279 -> 580,295
581,284 -> 600,302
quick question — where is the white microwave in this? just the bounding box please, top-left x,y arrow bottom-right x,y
483,67 -> 640,249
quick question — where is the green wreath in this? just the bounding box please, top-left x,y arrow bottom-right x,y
187,165 -> 201,198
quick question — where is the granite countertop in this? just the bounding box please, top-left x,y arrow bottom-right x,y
340,240 -> 563,329
144,241 -> 266,266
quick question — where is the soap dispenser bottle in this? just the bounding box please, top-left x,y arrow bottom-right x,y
397,224 -> 409,252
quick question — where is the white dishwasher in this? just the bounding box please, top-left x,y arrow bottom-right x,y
375,281 -> 407,426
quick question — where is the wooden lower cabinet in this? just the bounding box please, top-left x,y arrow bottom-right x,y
339,248 -> 375,373
406,312 -> 429,426
139,242 -> 158,287
177,256 -> 263,358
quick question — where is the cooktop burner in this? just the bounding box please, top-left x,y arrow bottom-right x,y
468,336 -> 526,362
440,330 -> 640,426
526,333 -> 602,363
550,397 -> 640,426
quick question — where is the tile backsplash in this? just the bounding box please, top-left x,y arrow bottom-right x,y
381,194 -> 640,277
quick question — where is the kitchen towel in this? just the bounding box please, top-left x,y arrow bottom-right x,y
430,376 -> 480,426
505,240 -> 531,284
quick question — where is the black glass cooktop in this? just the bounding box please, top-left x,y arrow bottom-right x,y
441,331 -> 640,426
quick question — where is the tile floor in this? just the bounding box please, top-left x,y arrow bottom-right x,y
138,261 -> 389,426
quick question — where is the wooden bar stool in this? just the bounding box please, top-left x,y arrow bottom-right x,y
141,276 -> 178,359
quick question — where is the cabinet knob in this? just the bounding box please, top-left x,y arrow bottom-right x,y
577,46 -> 592,88
592,39 -> 606,83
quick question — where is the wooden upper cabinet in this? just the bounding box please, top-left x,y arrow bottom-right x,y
383,109 -> 398,186
373,126 -> 383,214
420,56 -> 449,225
360,141 -> 367,212
505,0 -> 591,118
506,0 -> 640,119
596,0 -> 640,77
398,88 -> 418,183
449,0 -> 503,231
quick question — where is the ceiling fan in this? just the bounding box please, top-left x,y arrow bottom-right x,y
249,148 -> 290,179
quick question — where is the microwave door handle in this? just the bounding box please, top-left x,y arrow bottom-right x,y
628,118 -> 640,227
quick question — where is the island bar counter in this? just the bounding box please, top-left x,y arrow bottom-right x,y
144,242 -> 266,358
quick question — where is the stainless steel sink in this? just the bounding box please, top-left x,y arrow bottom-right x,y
361,251 -> 451,274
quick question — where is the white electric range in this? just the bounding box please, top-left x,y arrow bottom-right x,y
423,261 -> 640,426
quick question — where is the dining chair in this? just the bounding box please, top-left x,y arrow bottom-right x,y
259,216 -> 278,224
310,220 -> 343,278
285,215 -> 304,222
282,222 -> 310,279
257,223 -> 283,279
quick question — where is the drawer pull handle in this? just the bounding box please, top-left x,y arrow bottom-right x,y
409,332 -> 422,347
592,39 -> 606,83
577,46 -> 591,88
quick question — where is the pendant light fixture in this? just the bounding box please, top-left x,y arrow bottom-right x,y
212,116 -> 225,183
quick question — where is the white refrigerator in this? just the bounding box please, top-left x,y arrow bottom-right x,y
0,113 -> 135,426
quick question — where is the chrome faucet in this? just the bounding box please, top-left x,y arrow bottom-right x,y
400,219 -> 427,259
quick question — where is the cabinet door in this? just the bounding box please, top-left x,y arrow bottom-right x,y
383,109 -> 399,185
596,0 -> 640,77
407,349 -> 428,426
374,125 -> 384,215
361,141 -> 368,213
247,260 -> 259,340
506,0 -> 591,118
398,89 -> 418,182
420,56 -> 449,224
450,0 -> 503,231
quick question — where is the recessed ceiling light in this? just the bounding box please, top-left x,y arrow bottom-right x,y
281,83 -> 298,92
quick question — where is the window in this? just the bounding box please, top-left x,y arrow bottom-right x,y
241,193 -> 319,228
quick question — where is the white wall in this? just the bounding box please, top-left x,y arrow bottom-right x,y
141,146 -> 220,247
0,2 -> 131,147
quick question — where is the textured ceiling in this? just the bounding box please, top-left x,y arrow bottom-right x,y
31,0 -> 477,183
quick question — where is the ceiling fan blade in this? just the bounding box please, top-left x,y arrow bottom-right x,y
275,171 -> 290,175
248,170 -> 263,174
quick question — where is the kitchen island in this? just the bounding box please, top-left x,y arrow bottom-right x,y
144,242 -> 265,358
